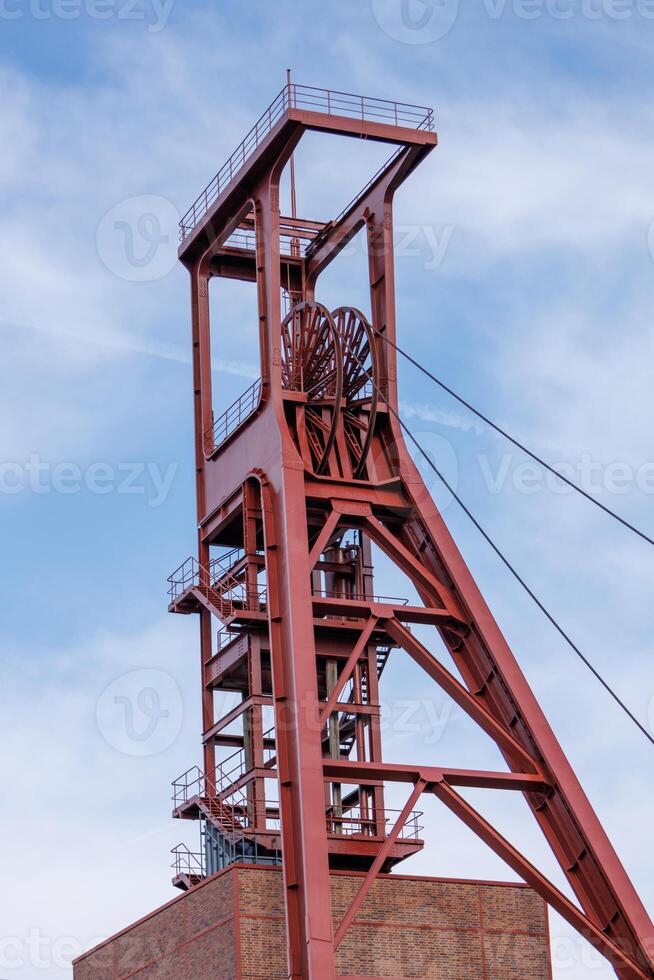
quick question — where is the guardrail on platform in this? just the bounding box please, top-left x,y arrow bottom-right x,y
205,378 -> 262,455
179,83 -> 435,242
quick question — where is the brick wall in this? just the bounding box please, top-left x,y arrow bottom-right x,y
74,868 -> 236,979
74,866 -> 552,979
330,874 -> 551,980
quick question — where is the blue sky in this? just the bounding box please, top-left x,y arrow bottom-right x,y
1,2 -> 653,977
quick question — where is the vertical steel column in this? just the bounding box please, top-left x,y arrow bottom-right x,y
255,177 -> 336,979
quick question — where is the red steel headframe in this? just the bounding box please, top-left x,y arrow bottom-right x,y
174,79 -> 654,979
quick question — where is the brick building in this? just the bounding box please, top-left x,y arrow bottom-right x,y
74,866 -> 552,979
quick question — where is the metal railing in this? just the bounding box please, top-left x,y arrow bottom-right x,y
167,556 -> 231,604
224,229 -> 311,257
216,626 -> 241,654
173,764 -> 280,836
215,726 -> 277,795
290,83 -> 434,132
167,556 -> 202,602
173,769 -> 262,879
172,764 -> 206,809
206,378 -> 262,454
312,587 -> 409,606
168,550 -> 267,610
179,82 -> 435,242
173,765 -> 422,844
326,807 -> 423,840
171,843 -> 206,879
173,762 -> 273,809
169,559 -> 406,613
223,229 -> 256,251
180,86 -> 288,241
173,766 -> 250,826
221,578 -> 267,609
210,547 -> 244,582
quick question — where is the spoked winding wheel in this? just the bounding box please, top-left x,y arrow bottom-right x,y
281,301 -> 343,474
332,307 -> 380,479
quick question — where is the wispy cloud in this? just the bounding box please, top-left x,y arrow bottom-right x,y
1,317 -> 259,379
400,398 -> 483,434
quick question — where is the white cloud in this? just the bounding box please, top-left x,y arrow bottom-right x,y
403,98 -> 654,259
491,305 -> 654,465
0,617 -> 199,980
400,398 -> 484,433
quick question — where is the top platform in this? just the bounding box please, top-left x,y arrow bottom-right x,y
178,82 -> 436,256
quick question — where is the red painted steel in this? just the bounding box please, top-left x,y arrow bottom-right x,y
170,78 -> 654,979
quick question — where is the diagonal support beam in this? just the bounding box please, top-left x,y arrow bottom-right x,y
309,509 -> 341,569
364,515 -> 464,619
385,617 -> 540,773
432,781 -> 651,980
333,778 -> 428,949
396,504 -> 654,976
319,618 -> 378,728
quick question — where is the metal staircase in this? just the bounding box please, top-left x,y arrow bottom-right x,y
168,550 -> 267,624
172,747 -> 282,890
336,642 -> 393,759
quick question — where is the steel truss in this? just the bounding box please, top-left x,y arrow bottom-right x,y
169,78 -> 654,979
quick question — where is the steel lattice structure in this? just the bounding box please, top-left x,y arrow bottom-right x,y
167,79 -> 654,980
